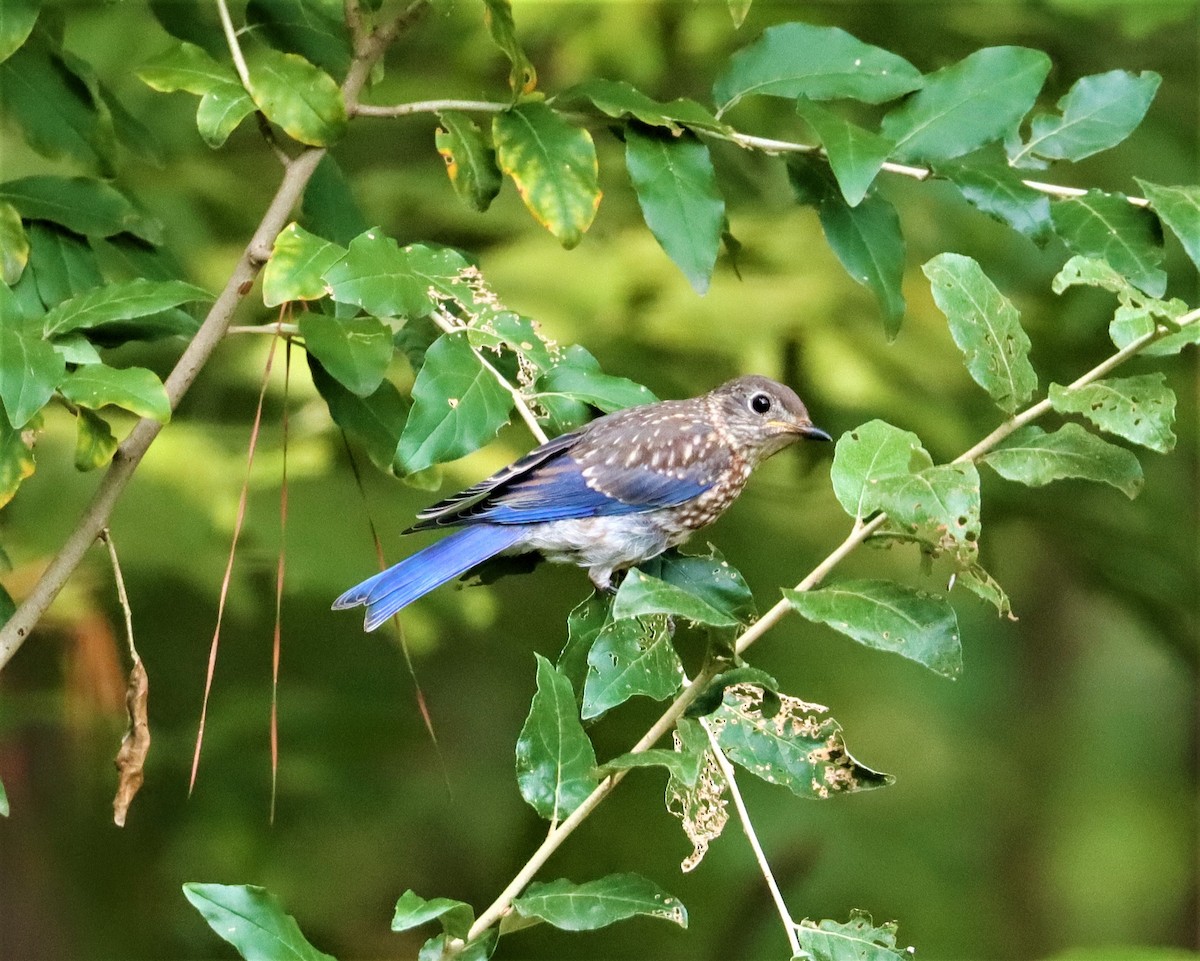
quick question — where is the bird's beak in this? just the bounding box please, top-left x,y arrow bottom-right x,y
771,420 -> 832,442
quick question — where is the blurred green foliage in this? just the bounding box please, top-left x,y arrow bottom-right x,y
0,2 -> 1196,960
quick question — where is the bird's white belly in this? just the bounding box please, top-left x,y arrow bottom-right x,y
513,514 -> 687,572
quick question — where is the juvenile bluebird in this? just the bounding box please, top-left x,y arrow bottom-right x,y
334,375 -> 830,630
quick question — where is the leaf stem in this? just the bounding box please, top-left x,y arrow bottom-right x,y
215,0 -> 253,92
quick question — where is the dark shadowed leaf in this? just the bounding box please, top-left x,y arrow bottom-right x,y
513,874 -> 687,931
940,154 -> 1053,244
0,176 -> 161,243
0,0 -> 39,63
245,44 -> 346,146
830,419 -> 931,520
882,46 -> 1050,163
246,0 -> 351,77
309,356 -> 408,475
516,655 -> 599,821
638,548 -> 756,625
25,221 -> 102,308
818,190 -> 906,337
299,313 -> 391,397
1136,180 -> 1200,276
183,884 -> 335,961
982,423 -> 1144,498
435,111 -> 503,213
1049,374 -> 1175,453
301,155 -> 369,245
1050,191 -> 1166,297
784,580 -> 962,678
625,127 -> 725,295
481,0 -> 536,92
558,592 -> 609,695
922,252 -> 1037,413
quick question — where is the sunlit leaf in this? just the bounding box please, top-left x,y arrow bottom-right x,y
493,103 -> 601,249
137,41 -> 255,148
396,332 -> 514,473
321,230 -> 436,318
59,363 -> 171,422
391,890 -> 473,939
784,580 -> 962,678
713,22 -> 922,115
516,654 -> 599,821
830,419 -> 931,520
262,222 -> 346,306
513,874 -> 687,931
537,345 -> 657,412
0,201 -> 30,285
922,252 -> 1037,413
183,883 -> 335,961
245,44 -> 346,146
709,683 -> 892,798
42,278 -> 210,337
0,773 -> 7,816
0,175 -> 161,243
0,0 -> 39,64
1136,180 -> 1200,276
435,111 -> 503,213
1050,191 -> 1166,297
74,406 -> 117,471
798,911 -> 908,961
625,127 -> 725,295
982,423 -> 1143,498
0,321 -> 63,428
1010,70 -> 1160,166
612,568 -> 741,628
957,562 -> 1014,620
582,615 -> 683,719
481,0 -> 536,92
795,99 -> 893,207
0,415 -> 36,505
882,46 -> 1051,162
1049,374 -> 1175,454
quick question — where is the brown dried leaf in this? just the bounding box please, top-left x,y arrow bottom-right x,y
113,659 -> 150,827
665,729 -> 728,872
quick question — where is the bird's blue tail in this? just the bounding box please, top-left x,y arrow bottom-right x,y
333,525 -> 524,631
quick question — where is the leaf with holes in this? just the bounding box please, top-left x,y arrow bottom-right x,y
513,874 -> 688,931
42,279 -> 211,337
625,127 -> 725,295
262,222 -> 346,306
638,548 -> 756,626
784,580 -> 962,678
830,419 -> 932,520
582,616 -> 683,719
1010,70 -> 1160,167
299,314 -> 391,398
1136,180 -> 1200,276
183,883 -> 335,961
597,744 -> 703,788
245,45 -> 346,146
923,253 -> 1037,413
982,423 -> 1143,498
940,154 -> 1053,244
795,99 -> 893,208
798,911 -> 908,961
516,655 -> 599,822
709,683 -> 892,799
882,46 -> 1050,163
59,364 -> 171,422
612,568 -> 742,629
436,111 -> 503,213
1049,374 -> 1175,454
712,22 -> 922,115
561,79 -> 727,134
1051,191 -> 1166,297
871,463 -> 982,566
493,103 -> 601,249
396,333 -> 514,473
137,41 -> 256,148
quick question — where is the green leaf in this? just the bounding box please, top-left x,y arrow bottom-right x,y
687,667 -> 781,718
516,654 -> 599,821
939,154 -> 1053,244
830,419 -> 931,520
922,252 -> 1037,413
309,356 -> 408,475
299,313 -> 390,398
727,0 -> 751,28
59,364 -> 171,422
391,890 -> 473,940
418,931 -> 496,961
639,548 -> 756,625
582,616 -> 683,719
321,230 -> 440,319
396,332 -> 514,473
74,406 -> 117,471
0,414 -> 36,506
612,568 -> 741,628
0,773 -> 7,816
797,911 -> 907,961
558,592 -> 609,695
625,127 -> 725,295
817,190 -> 906,338
1135,180 -> 1200,276
882,46 -> 1051,163
1050,191 -> 1166,297
0,175 -> 161,243
712,22 -> 922,115
262,222 -> 345,306
137,41 -> 255,148
958,562 -> 1014,620
25,221 -> 101,308
784,580 -> 962,678
42,279 -> 210,337
246,0 -> 351,77
0,321 -> 63,427
0,0 -> 39,64
493,103 -> 601,250
245,44 -> 346,146
481,0 -> 536,92
435,111 -> 503,213
0,42 -> 112,172
0,202 -> 30,285
513,874 -> 687,931
1010,70 -> 1160,166
1049,374 -> 1175,454
982,423 -> 1143,498
560,79 -> 728,134
183,883 -> 336,961
597,746 -> 702,787
538,346 -> 657,412
795,99 -> 894,207
871,462 -> 982,566
710,683 -> 892,798
302,155 -> 369,246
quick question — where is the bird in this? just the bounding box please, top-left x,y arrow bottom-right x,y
333,375 -> 831,631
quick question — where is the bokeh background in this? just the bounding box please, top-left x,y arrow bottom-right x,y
0,1 -> 1197,959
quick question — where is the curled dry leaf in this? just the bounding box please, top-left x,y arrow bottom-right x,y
112,659 -> 150,827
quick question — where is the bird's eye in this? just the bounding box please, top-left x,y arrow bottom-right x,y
749,392 -> 772,415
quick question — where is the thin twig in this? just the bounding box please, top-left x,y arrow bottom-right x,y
702,719 -> 802,956
216,0 -> 253,92
354,99 -> 510,118
228,323 -> 302,336
99,528 -> 138,664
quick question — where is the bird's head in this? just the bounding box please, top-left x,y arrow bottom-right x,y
709,375 -> 832,459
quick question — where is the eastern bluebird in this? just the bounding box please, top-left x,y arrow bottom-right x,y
334,375 -> 830,630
